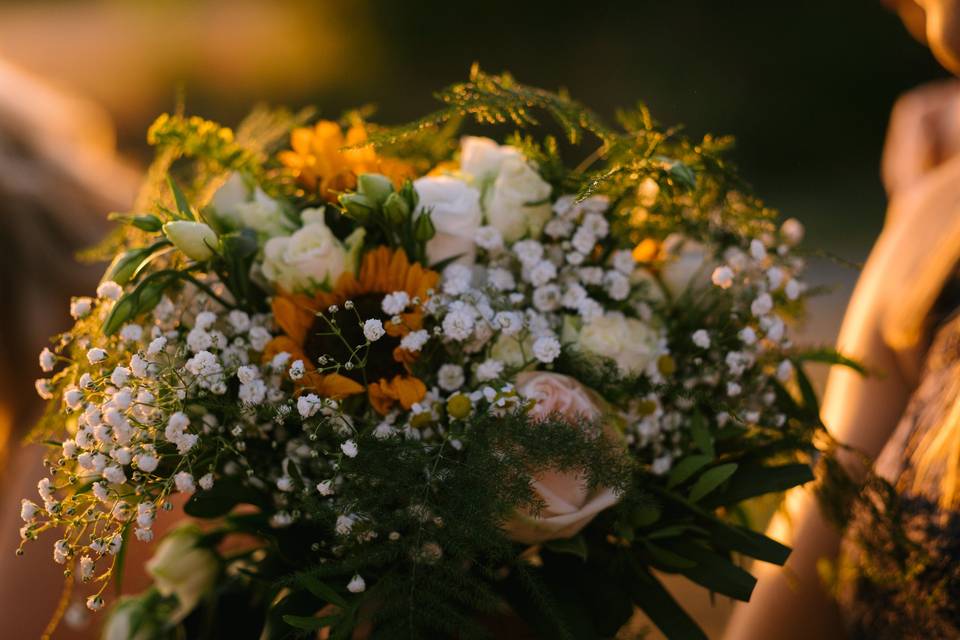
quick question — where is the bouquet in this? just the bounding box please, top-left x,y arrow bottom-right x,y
21,67 -> 842,639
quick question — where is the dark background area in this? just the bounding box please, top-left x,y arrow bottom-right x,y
0,0 -> 946,257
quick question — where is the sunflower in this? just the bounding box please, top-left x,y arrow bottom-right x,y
265,247 -> 439,414
279,120 -> 415,202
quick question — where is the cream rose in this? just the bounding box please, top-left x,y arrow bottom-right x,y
413,175 -> 483,265
262,209 -> 361,293
576,312 -> 659,376
502,372 -> 620,544
145,525 -> 218,622
659,234 -> 712,298
459,137 -> 553,242
163,221 -> 218,262
213,173 -> 295,239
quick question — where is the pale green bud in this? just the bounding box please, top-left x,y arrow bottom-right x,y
162,221 -> 218,261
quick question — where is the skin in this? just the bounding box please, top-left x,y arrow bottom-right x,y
725,3 -> 960,638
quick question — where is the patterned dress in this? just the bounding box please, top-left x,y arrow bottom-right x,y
838,284 -> 960,639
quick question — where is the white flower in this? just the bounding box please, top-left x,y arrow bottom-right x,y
347,574 -> 366,593
711,265 -> 734,289
578,266 -> 604,286
603,271 -> 630,301
692,330 -> 711,349
341,440 -> 358,458
611,250 -> 636,274
198,474 -> 214,491
512,239 -> 544,267
262,209 -> 356,294
381,291 -> 410,315
738,327 -> 758,345
576,313 -> 659,376
135,452 -> 159,473
660,235 -> 711,297
460,136 -> 520,180
163,221 -> 218,261
473,225 -> 504,251
493,311 -> 524,336
129,354 -> 149,378
20,499 -> 38,522
363,319 -> 385,342
749,239 -> 768,261
335,514 -> 356,535
785,279 -> 801,301
86,596 -> 104,612
777,360 -> 795,382
147,336 -> 167,356
767,266 -> 785,290
780,218 -> 805,246
289,359 -> 306,380
484,155 -> 552,242
96,281 -> 123,301
751,293 -> 774,317
70,297 -> 93,318
248,327 -> 272,352
103,465 -> 126,485
726,382 -> 742,397
64,387 -> 84,409
651,455 -> 673,476
571,226 -> 596,255
442,305 -> 476,341
174,472 -> 196,494
532,284 -> 562,312
532,335 -> 561,364
39,348 -> 56,372
110,366 -> 130,387
316,480 -> 335,496
86,348 -> 107,364
400,330 -> 429,352
238,380 -> 267,405
236,365 -> 259,385
146,526 -> 218,622
476,359 -> 505,381
486,267 -> 516,291
413,175 -> 483,265
438,364 -> 465,391
526,260 -> 557,287
297,394 -> 323,418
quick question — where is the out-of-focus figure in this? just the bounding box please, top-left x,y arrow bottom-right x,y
0,57 -> 138,638
726,2 -> 960,639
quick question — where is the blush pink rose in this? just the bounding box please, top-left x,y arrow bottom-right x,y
502,372 -> 621,545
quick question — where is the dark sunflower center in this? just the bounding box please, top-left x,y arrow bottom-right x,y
302,293 -> 403,384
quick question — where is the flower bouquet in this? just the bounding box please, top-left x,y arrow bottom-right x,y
22,67 -> 844,639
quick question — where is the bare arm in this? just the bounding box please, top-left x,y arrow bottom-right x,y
724,221 -> 915,640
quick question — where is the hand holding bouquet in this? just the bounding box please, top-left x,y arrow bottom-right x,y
22,67 -> 845,639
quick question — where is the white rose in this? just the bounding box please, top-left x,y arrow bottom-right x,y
460,136 -> 520,181
576,312 -> 659,376
262,209 -> 361,293
459,137 -> 553,243
213,173 -> 294,238
163,221 -> 218,262
489,333 -> 535,370
414,175 -> 483,265
146,525 -> 218,622
659,234 -> 712,298
484,155 -> 552,242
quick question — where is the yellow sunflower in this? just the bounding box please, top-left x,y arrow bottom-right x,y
279,120 -> 415,202
265,247 -> 439,415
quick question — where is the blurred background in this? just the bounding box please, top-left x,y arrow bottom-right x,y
0,0 -> 949,636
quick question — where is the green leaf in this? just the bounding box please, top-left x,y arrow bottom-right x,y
793,360 -> 820,417
669,540 -> 757,602
544,535 -> 588,561
688,463 -> 738,502
131,214 -> 164,232
642,540 -> 697,569
625,559 -> 707,640
667,454 -> 712,489
296,574 -> 347,608
219,229 -> 258,260
794,348 -> 866,375
102,293 -> 138,336
167,175 -> 194,220
702,462 -> 814,508
282,614 -> 338,631
630,503 -> 662,528
689,412 -> 714,457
